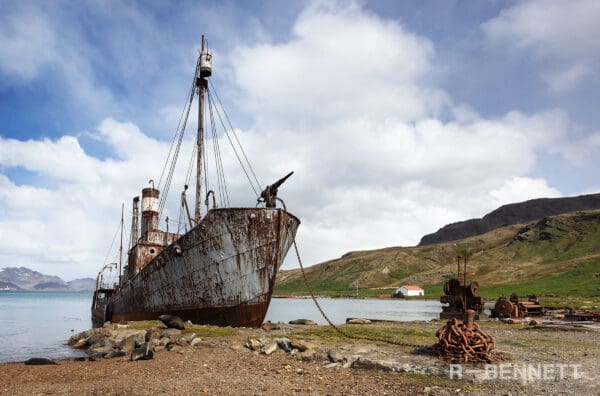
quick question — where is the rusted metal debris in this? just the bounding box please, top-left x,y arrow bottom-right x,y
435,310 -> 496,363
564,309 -> 600,322
491,293 -> 545,318
440,256 -> 485,319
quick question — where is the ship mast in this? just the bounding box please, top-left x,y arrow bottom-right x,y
195,35 -> 212,222
118,203 -> 124,285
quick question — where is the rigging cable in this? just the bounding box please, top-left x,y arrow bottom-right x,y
289,227 -> 429,349
157,61 -> 199,221
207,89 -> 230,207
209,79 -> 262,196
157,58 -> 200,191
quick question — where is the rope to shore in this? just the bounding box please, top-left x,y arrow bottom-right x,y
290,235 -> 429,349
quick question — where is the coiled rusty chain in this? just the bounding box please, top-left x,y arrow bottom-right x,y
434,316 -> 496,363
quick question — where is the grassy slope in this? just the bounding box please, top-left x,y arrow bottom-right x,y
275,210 -> 600,306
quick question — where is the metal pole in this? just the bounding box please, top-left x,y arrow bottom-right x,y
119,203 -> 124,286
195,36 -> 206,222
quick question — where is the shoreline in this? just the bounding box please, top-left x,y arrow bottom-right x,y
1,320 -> 598,395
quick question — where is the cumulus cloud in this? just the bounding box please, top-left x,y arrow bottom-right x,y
1,1 -> 597,279
223,2 -> 583,268
482,0 -> 600,91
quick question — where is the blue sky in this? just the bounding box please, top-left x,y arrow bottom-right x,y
1,0 -> 599,279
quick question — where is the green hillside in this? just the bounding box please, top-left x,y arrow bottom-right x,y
275,210 -> 600,307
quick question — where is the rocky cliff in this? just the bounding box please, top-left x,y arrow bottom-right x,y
418,192 -> 600,246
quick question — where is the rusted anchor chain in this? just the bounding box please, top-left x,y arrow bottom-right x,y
434,310 -> 496,363
290,235 -> 429,348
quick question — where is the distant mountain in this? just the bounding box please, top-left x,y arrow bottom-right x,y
0,267 -> 95,291
66,278 -> 96,291
418,193 -> 600,246
275,209 -> 600,299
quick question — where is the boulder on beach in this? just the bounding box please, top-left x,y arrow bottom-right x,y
131,343 -> 154,361
289,319 -> 317,325
158,315 -> 185,330
24,358 -> 57,365
346,318 -> 372,324
261,321 -> 281,331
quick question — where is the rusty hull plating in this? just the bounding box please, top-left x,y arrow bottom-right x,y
91,36 -> 300,328
94,207 -> 299,327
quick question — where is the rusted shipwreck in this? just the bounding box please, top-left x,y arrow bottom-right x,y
92,36 -> 300,327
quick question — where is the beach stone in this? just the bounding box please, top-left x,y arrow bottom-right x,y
328,349 -> 345,363
104,350 -> 126,359
290,339 -> 316,352
245,338 -> 263,351
109,329 -> 146,345
529,319 -> 543,326
91,345 -> 115,355
190,338 -> 203,347
298,349 -> 317,361
73,338 -> 88,349
159,337 -> 171,346
261,341 -> 278,355
158,315 -> 185,330
145,328 -> 161,342
347,318 -> 372,324
119,335 -> 138,355
160,328 -> 182,338
131,343 -> 154,361
275,338 -> 292,353
185,320 -> 194,327
88,353 -> 104,362
24,358 -> 57,365
289,319 -> 317,325
154,345 -> 165,353
184,333 -> 196,343
86,334 -> 103,346
261,321 -> 280,331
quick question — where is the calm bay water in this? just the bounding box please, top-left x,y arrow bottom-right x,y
0,291 -> 92,363
0,291 -> 441,363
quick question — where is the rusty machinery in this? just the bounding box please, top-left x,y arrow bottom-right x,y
491,293 -> 545,318
440,255 -> 485,319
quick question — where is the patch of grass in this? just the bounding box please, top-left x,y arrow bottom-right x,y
290,325 -> 436,345
183,325 -> 237,337
124,320 -> 237,337
125,320 -> 164,330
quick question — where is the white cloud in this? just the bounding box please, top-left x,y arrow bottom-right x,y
483,0 -> 600,91
490,177 -> 561,207
224,2 -> 588,267
2,0 -> 598,280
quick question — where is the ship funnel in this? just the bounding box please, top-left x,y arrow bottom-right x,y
130,196 -> 140,247
141,187 -> 159,239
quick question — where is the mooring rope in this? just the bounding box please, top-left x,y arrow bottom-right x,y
290,234 -> 428,349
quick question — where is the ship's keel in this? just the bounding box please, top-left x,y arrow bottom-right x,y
110,300 -> 270,328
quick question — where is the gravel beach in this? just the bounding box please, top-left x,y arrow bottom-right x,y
1,320 -> 598,395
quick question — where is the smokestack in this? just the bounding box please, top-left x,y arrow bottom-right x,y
130,196 -> 140,248
141,188 -> 159,240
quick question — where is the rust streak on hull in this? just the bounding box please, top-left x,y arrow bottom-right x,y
92,207 -> 299,328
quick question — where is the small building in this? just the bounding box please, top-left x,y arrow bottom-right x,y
395,285 -> 424,297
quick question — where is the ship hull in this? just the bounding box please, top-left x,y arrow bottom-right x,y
92,207 -> 299,327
